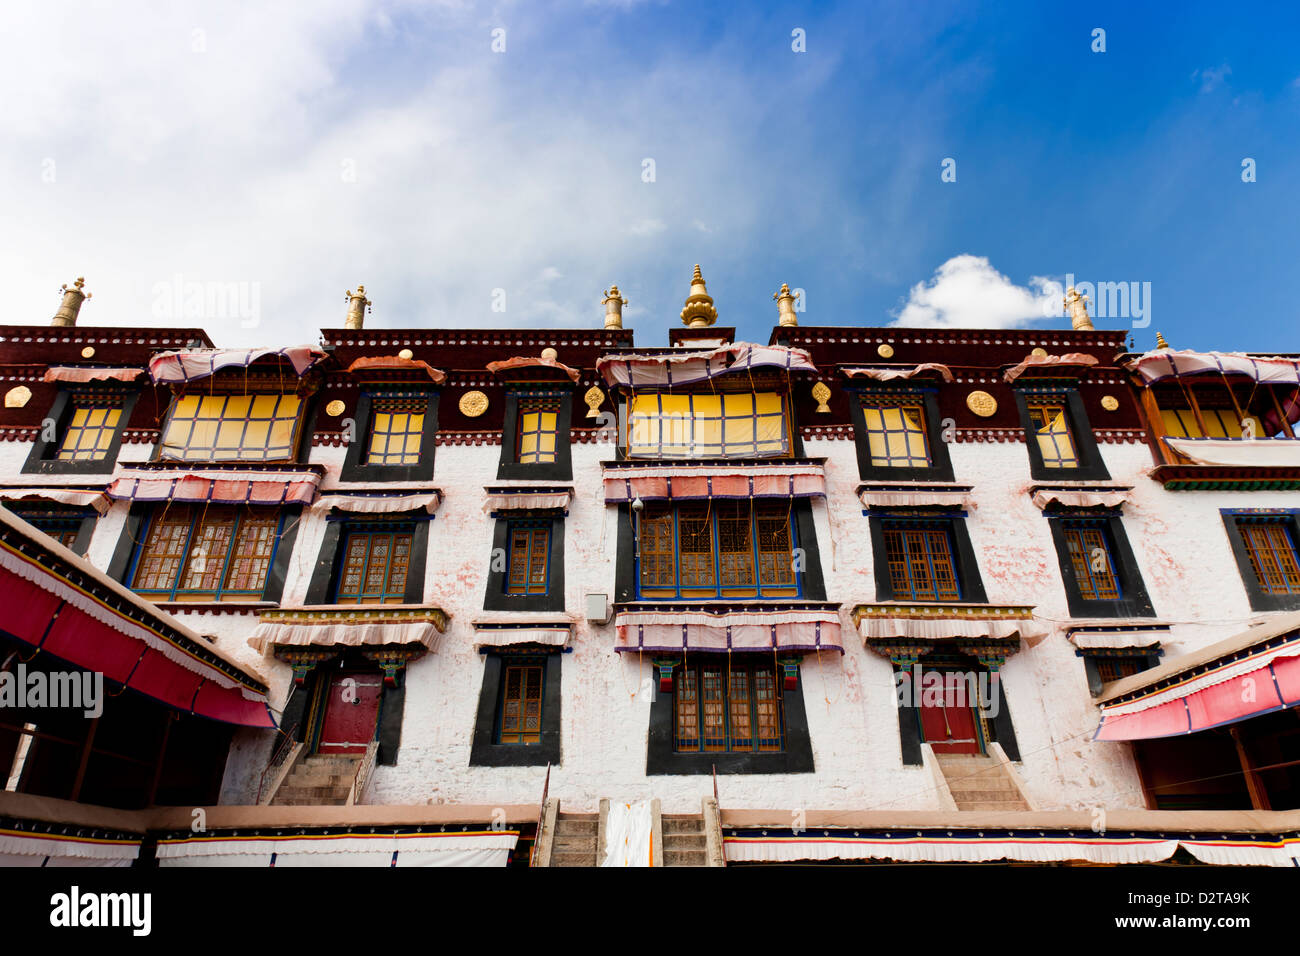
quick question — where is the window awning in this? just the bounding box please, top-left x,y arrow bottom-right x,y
1030,486 -> 1131,510
0,506 -> 274,727
841,363 -> 954,383
346,356 -> 446,383
0,829 -> 142,867
42,366 -> 146,384
106,468 -> 321,506
602,462 -> 827,504
1003,352 -> 1099,383
472,617 -> 573,649
1162,437 -> 1300,468
0,487 -> 111,514
1126,349 -> 1300,385
857,484 -> 974,509
613,607 -> 844,654
1067,622 -> 1168,649
315,491 -> 441,514
247,607 -> 449,654
482,488 -> 573,512
853,604 -> 1046,649
597,342 -> 816,388
148,346 -> 328,384
1094,614 -> 1300,741
486,356 -> 580,383
155,830 -> 518,867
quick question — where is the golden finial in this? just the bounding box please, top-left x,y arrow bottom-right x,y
1064,287 -> 1094,331
680,264 -> 718,328
774,283 -> 799,327
345,285 -> 371,330
602,285 -> 627,329
1155,331 -> 1171,350
52,277 -> 90,327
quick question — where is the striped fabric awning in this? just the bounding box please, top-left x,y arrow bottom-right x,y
597,342 -> 816,388
0,829 -> 142,867
602,463 -> 826,504
315,491 -> 441,514
483,488 -> 573,512
1126,349 -> 1300,385
0,487 -> 111,514
613,608 -> 844,654
472,620 -> 573,649
106,468 -> 321,506
155,830 -> 519,867
1095,615 -> 1300,741
247,607 -> 448,654
1030,487 -> 1131,510
858,485 -> 974,509
42,366 -> 146,384
148,346 -> 328,384
1161,437 -> 1300,468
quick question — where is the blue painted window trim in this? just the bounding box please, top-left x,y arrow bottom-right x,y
127,506 -> 286,601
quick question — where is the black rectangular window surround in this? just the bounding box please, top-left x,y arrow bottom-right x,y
1013,386 -> 1110,481
340,390 -> 439,482
483,512 -> 565,612
2,504 -> 96,556
22,388 -> 139,476
303,514 -> 431,606
1045,511 -> 1155,618
1079,649 -> 1162,697
498,389 -> 573,480
867,511 -> 987,604
1221,511 -> 1300,612
647,657 -> 813,775
849,387 -> 955,482
469,649 -> 562,767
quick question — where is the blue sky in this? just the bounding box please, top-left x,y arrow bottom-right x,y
2,1 -> 1297,352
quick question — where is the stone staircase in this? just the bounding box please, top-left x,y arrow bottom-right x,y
662,814 -> 708,866
549,811 -> 599,867
935,753 -> 1030,812
270,755 -> 361,806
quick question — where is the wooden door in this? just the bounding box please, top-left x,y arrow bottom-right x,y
918,671 -> 982,754
317,671 -> 383,755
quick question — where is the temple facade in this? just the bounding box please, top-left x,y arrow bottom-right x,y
0,269 -> 1297,867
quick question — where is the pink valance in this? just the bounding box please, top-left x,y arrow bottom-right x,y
472,623 -> 572,649
842,363 -> 954,383
149,346 -> 328,384
43,366 -> 145,384
1031,488 -> 1130,510
483,490 -> 573,512
613,609 -> 844,654
597,343 -> 816,388
346,356 -> 446,383
0,487 -> 111,514
248,608 -> 445,654
1069,627 -> 1165,650
1095,635 -> 1300,741
1126,349 -> 1300,385
486,356 -> 580,383
858,487 -> 973,509
857,615 -> 1044,644
603,463 -> 826,503
316,492 -> 441,514
1003,353 -> 1098,383
107,468 -> 320,506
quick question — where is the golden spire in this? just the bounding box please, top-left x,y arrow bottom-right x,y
602,285 -> 627,329
1064,287 -> 1094,331
774,283 -> 799,327
52,277 -> 90,327
680,264 -> 718,328
1155,331 -> 1171,350
345,285 -> 371,330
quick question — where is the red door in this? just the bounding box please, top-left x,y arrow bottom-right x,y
317,671 -> 383,755
918,671 -> 982,754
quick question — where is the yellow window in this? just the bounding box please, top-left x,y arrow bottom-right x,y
862,402 -> 930,468
160,393 -> 301,461
1027,402 -> 1079,468
1160,406 -> 1263,439
56,403 -> 123,461
365,397 -> 426,466
628,392 -> 788,458
517,402 -> 560,464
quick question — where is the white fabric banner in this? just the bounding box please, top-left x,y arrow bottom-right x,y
601,801 -> 654,866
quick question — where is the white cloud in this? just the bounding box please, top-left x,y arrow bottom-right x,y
891,255 -> 1062,329
1192,64 -> 1232,93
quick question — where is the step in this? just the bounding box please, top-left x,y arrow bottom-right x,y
949,789 -> 1025,804
285,770 -> 357,787
552,834 -> 597,851
664,848 -> 707,867
944,774 -> 1019,792
303,756 -> 363,767
551,849 -> 597,867
273,785 -> 352,802
662,816 -> 705,835
664,833 -> 706,851
956,801 -> 1030,813
554,818 -> 597,836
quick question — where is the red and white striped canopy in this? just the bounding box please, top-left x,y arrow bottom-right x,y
614,608 -> 844,654
107,468 -> 321,506
602,463 -> 826,504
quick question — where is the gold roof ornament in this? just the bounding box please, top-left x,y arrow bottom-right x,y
325,399 -> 346,417
811,381 -> 831,414
602,285 -> 627,329
966,390 -> 998,417
345,285 -> 371,330
1064,287 -> 1094,331
541,347 -> 558,361
1100,395 -> 1120,412
5,385 -> 31,408
877,343 -> 894,359
459,390 -> 489,417
584,385 -> 605,419
1155,331 -> 1171,350
774,283 -> 799,327
680,264 -> 718,328
52,277 -> 90,327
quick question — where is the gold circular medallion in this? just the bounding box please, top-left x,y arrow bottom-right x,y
1100,395 -> 1119,412
966,390 -> 998,417
81,346 -> 96,359
459,390 -> 489,417
877,343 -> 895,358
1030,347 -> 1048,358
398,348 -> 414,360
4,385 -> 31,408
325,399 -> 346,417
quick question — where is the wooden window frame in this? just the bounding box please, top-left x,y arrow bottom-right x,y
867,511 -> 987,604
505,521 -> 551,595
156,392 -> 305,463
625,391 -> 792,460
1145,382 -> 1298,465
332,523 -> 417,604
23,388 -> 138,477
470,650 -> 562,767
1078,648 -> 1162,697
340,390 -> 439,482
498,389 -> 573,480
127,505 -> 287,602
363,396 -> 427,467
881,521 -> 962,602
849,387 -> 955,482
495,657 -> 547,745
1045,511 -> 1155,618
1223,511 -> 1300,611
671,659 -> 785,754
634,501 -> 802,600
483,512 -> 566,612
1013,387 -> 1110,481
1,504 -> 96,556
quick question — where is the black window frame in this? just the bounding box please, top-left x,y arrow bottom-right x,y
848,386 -> 955,482
1013,385 -> 1110,481
1078,649 -> 1163,697
867,510 -> 987,604
1,503 -> 96,556
304,513 -> 431,606
483,511 -> 566,612
1221,510 -> 1300,612
498,388 -> 573,480
1045,510 -> 1155,618
469,648 -> 562,767
22,387 -> 139,476
340,388 -> 439,483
